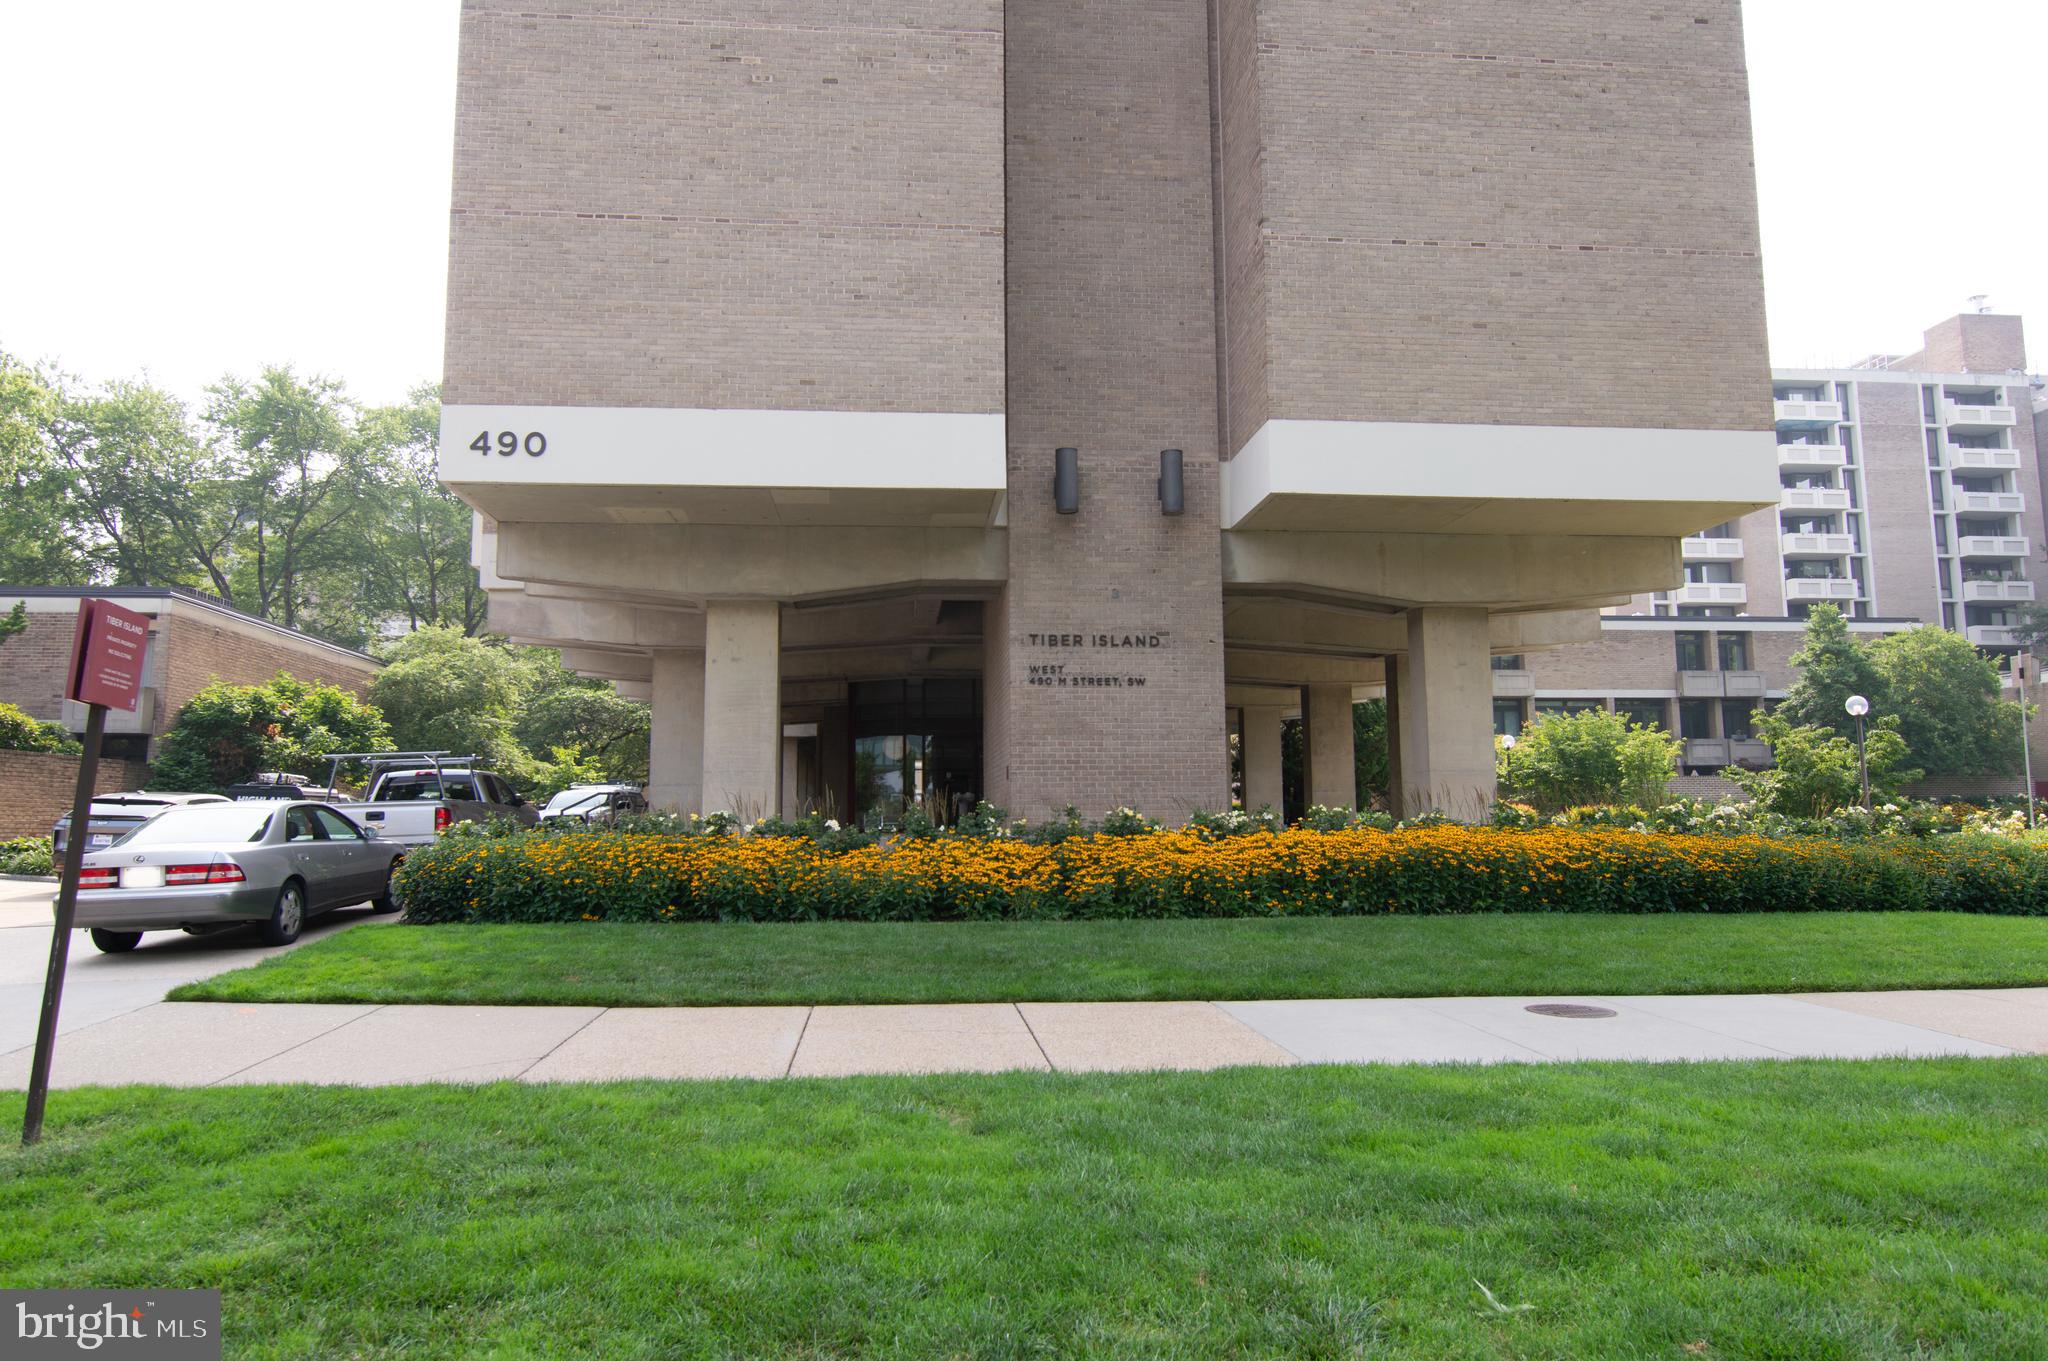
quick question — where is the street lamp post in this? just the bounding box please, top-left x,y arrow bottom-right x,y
1845,694 -> 1871,809
2016,656 -> 2037,831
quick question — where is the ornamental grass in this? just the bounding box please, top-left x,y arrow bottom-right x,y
394,826 -> 2048,925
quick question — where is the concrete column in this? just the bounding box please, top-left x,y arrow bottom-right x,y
1395,607 -> 1496,820
1385,660 -> 1406,820
700,599 -> 782,818
1241,706 -> 1288,814
1305,684 -> 1357,811
647,649 -> 704,813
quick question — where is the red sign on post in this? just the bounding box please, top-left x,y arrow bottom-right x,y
67,598 -> 151,712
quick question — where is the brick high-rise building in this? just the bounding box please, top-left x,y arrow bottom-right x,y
1498,311 -> 2047,781
441,0 -> 1777,821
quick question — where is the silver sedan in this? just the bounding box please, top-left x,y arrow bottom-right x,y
71,801 -> 406,953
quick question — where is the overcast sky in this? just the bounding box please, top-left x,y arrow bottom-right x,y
1,1 -> 2042,407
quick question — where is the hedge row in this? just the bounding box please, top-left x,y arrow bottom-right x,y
393,826 -> 2048,924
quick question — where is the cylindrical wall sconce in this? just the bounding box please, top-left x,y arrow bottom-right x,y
1054,447 -> 1080,515
1158,449 -> 1185,516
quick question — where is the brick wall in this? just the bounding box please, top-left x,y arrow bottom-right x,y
158,615 -> 377,723
0,751 -> 154,841
1903,314 -> 2027,375
986,0 -> 1230,820
0,611 -> 81,723
442,0 -> 1006,414
1855,383 -> 1943,623
1218,0 -> 1770,451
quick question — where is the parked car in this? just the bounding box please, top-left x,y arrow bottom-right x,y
51,792 -> 231,857
72,800 -> 404,953
320,752 -> 538,847
538,783 -> 647,827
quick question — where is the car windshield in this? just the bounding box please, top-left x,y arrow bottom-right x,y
115,805 -> 275,846
542,790 -> 607,816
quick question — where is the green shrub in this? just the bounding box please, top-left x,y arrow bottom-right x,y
151,673 -> 391,793
1729,713 -> 1920,818
0,702 -> 79,754
0,835 -> 55,876
1497,709 -> 1680,813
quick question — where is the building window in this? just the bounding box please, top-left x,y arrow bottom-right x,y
1490,654 -> 1524,671
1674,632 -> 1708,671
1717,633 -> 1751,671
1493,699 -> 1525,738
1720,700 -> 1758,742
1533,698 -> 1604,720
1616,700 -> 1666,731
1685,562 -> 1734,584
1679,699 -> 1716,739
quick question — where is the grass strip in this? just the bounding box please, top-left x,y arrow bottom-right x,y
169,911 -> 2048,1007
5,1061 -> 2046,1359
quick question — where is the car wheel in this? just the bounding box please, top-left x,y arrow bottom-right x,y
370,860 -> 403,914
89,928 -> 143,954
262,881 -> 305,946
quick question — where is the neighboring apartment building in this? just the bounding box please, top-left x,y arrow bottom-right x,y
441,0 -> 1776,821
1505,311 -> 2047,777
0,587 -> 380,761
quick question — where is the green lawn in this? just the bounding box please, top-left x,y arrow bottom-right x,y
171,911 -> 2048,1007
5,1061 -> 2046,1359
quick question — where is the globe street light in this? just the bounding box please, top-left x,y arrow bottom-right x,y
1844,694 -> 1871,809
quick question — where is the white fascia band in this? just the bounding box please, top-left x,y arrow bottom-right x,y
440,405 -> 1006,492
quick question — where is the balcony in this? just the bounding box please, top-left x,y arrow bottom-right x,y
1968,625 -> 2022,648
1953,490 -> 2025,514
1784,576 -> 1860,602
1684,738 -> 1731,768
1727,739 -> 1773,767
1943,401 -> 2017,431
1946,446 -> 2021,471
1671,582 -> 1747,607
1957,535 -> 2029,559
1679,671 -> 1767,699
1491,669 -> 1536,698
1777,444 -> 1848,471
1681,537 -> 1745,561
1780,486 -> 1852,512
1780,531 -> 1855,557
1961,579 -> 2037,604
1774,399 -> 1843,425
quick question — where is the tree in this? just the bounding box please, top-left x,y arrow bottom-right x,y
1776,604 -> 1889,740
1353,699 -> 1389,809
367,627 -> 535,778
1496,709 -> 1681,813
0,601 -> 25,648
516,684 -> 651,784
151,673 -> 391,792
357,386 -> 486,635
0,353 -> 86,584
1731,712 -> 1918,818
1864,625 -> 2025,777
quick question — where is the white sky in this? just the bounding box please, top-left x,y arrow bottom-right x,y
0,0 -> 2043,407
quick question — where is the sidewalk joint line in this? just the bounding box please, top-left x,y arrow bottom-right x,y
516,1006 -> 611,1080
206,1004 -> 388,1087
782,1006 -> 814,1078
1014,1003 -> 1056,1072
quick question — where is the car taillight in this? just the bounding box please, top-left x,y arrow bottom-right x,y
434,806 -> 452,833
78,867 -> 117,889
165,863 -> 247,886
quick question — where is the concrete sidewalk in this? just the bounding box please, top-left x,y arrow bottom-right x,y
2,988 -> 2041,1088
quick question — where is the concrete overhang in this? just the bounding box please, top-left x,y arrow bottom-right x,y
493,522 -> 1006,603
441,405 -> 1006,529
1222,420 -> 1779,537
1223,530 -> 1682,611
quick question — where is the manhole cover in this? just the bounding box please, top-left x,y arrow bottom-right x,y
1524,1003 -> 1618,1019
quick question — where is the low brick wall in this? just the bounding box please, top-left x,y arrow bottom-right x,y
1907,776 -> 2036,804
0,750 -> 154,840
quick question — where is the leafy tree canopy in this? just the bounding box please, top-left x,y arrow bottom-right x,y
1732,712 -> 1918,818
1865,625 -> 2026,778
0,701 -> 81,754
1776,604 -> 1888,740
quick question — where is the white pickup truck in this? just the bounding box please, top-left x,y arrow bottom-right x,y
320,753 -> 538,848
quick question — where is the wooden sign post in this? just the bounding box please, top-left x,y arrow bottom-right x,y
22,598 -> 151,1145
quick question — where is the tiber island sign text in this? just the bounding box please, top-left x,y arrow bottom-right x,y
1023,630 -> 1165,690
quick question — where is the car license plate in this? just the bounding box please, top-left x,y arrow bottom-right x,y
88,835 -> 113,848
121,866 -> 165,889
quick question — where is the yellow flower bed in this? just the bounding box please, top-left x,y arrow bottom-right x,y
395,825 -> 2048,924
